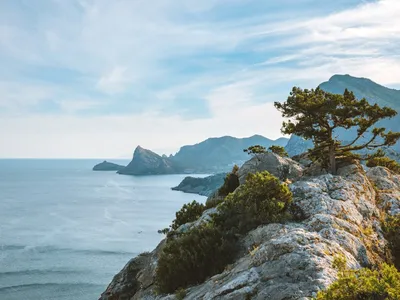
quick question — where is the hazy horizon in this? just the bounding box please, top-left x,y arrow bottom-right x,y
1,0 -> 400,158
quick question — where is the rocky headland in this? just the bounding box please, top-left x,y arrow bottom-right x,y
118,146 -> 183,175
171,173 -> 227,197
99,154 -> 400,300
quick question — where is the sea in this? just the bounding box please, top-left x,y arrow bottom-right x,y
0,159 -> 207,300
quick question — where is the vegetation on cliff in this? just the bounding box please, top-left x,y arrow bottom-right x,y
382,215 -> 400,269
268,145 -> 289,157
155,171 -> 292,294
155,225 -> 237,294
367,156 -> 400,174
217,165 -> 240,197
213,171 -> 292,234
316,256 -> 400,300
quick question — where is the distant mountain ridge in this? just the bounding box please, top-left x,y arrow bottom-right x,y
286,74 -> 400,156
118,135 -> 289,175
170,135 -> 288,172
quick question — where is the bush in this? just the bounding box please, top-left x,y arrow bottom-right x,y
171,200 -> 205,230
213,171 -> 292,234
155,225 -> 237,294
218,165 -> 240,197
382,215 -> 400,270
175,288 -> 187,300
268,145 -> 289,157
366,156 -> 400,174
316,256 -> 400,300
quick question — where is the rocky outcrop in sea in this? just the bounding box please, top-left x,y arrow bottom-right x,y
92,161 -> 125,171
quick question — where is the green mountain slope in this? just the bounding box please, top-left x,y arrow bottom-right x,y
170,135 -> 288,172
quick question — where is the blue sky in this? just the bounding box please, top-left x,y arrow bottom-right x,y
1,0 -> 399,158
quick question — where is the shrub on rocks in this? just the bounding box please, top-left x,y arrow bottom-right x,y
155,225 -> 236,294
171,200 -> 205,230
213,171 -> 292,234
367,156 -> 400,174
382,215 -> 400,270
218,165 -> 240,197
317,256 -> 400,300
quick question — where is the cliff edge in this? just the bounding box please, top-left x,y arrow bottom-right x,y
100,160 -> 400,300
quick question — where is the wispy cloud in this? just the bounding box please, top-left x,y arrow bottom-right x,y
0,0 -> 399,157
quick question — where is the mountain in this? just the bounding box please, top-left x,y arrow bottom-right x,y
319,74 -> 400,151
118,146 -> 183,175
284,135 -> 314,157
170,135 -> 288,173
92,161 -> 125,171
119,135 -> 289,175
319,74 -> 400,111
286,75 -> 400,156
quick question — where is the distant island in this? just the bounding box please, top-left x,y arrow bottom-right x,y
92,161 -> 125,171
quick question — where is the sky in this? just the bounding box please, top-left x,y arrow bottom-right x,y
1,0 -> 400,158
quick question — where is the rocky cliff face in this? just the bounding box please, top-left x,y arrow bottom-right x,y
118,146 -> 183,175
100,161 -> 400,300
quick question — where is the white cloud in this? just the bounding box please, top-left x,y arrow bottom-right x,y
0,102 -> 284,158
96,66 -> 130,94
1,0 -> 400,157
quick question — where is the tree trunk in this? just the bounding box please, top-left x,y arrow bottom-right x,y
329,144 -> 336,174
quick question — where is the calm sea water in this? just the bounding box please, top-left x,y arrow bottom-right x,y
0,159 -> 207,300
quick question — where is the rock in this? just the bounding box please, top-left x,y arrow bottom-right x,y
92,161 -> 125,171
367,166 -> 400,215
238,152 -> 304,184
118,146 -> 183,175
99,165 -> 400,300
99,241 -> 166,300
171,173 -> 226,197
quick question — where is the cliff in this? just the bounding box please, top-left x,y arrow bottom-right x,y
171,173 -> 226,197
99,158 -> 400,299
93,161 -> 125,171
118,146 -> 183,175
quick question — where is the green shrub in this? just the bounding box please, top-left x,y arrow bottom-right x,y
218,165 -> 240,197
155,225 -> 237,294
382,215 -> 400,270
268,145 -> 289,157
316,256 -> 400,300
366,156 -> 400,174
213,171 -> 292,234
171,200 -> 205,230
175,288 -> 187,300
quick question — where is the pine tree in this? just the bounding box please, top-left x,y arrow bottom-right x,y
274,87 -> 400,174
